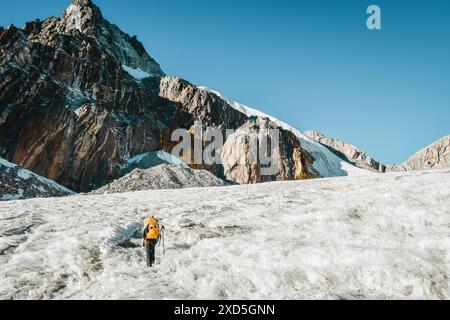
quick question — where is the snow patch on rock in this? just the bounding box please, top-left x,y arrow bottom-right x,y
127,151 -> 189,170
122,65 -> 153,80
64,3 -> 83,31
0,158 -> 16,169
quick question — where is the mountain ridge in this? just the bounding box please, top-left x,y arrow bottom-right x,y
0,0 -> 357,193
305,130 -> 386,173
387,135 -> 450,172
305,130 -> 450,173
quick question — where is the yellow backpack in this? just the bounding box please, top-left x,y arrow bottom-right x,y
144,217 -> 160,240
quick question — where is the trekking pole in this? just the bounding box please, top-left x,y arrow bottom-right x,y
162,228 -> 166,260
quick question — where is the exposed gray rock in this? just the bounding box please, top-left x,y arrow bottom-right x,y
305,130 -> 386,173
178,218 -> 198,228
0,158 -> 73,201
387,135 -> 450,172
222,118 -> 318,184
158,77 -> 248,129
91,164 -> 229,195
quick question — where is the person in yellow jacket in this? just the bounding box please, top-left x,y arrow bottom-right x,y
142,217 -> 164,267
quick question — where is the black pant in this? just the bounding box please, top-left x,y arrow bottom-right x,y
145,239 -> 157,267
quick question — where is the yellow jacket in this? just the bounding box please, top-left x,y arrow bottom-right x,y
142,217 -> 160,240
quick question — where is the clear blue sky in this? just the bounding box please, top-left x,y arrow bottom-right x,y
1,0 -> 449,164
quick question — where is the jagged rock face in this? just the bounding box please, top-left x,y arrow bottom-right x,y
387,135 -> 450,172
0,21 -> 187,191
61,0 -> 164,76
157,77 -> 250,178
158,77 -> 248,129
305,130 -> 386,173
0,2 -> 188,192
0,158 -> 73,201
222,119 -> 318,184
0,0 -> 319,192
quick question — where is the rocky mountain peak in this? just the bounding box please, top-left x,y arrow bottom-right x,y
72,0 -> 94,6
62,0 -> 103,35
60,0 -> 164,76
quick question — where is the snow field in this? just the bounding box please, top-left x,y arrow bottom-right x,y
0,169 -> 449,299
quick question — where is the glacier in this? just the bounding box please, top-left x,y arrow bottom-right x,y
0,168 -> 449,299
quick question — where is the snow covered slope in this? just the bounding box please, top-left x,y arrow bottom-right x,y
197,87 -> 366,177
1,169 -> 449,299
123,151 -> 190,173
0,158 -> 74,201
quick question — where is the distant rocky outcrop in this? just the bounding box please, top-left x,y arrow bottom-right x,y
305,130 -> 386,173
223,118 -> 318,184
91,164 -> 229,195
387,135 -> 450,172
0,158 -> 73,201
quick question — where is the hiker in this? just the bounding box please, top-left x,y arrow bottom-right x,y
142,216 -> 164,267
